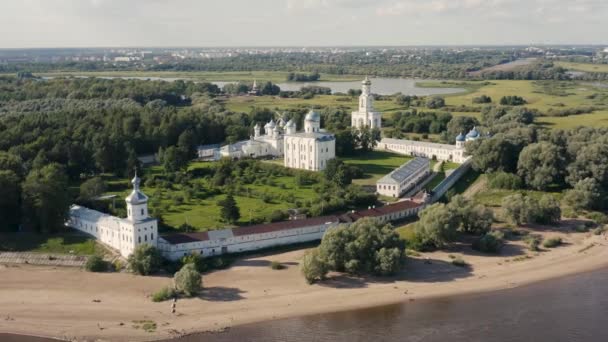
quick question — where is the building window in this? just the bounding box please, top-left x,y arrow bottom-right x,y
151,233 -> 154,240
141,208 -> 144,216
145,235 -> 148,242
138,236 -> 141,243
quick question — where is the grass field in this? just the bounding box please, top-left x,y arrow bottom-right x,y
339,151 -> 412,186
556,62 -> 608,73
0,233 -> 98,255
102,162 -> 320,231
26,71 -> 362,83
224,94 -> 410,116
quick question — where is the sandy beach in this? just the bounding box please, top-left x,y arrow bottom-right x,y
1,224 -> 608,342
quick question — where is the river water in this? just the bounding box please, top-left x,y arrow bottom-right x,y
5,268 -> 607,342
43,76 -> 465,96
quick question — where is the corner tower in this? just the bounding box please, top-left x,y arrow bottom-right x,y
126,171 -> 149,221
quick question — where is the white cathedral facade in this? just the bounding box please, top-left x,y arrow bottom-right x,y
67,173 -> 158,258
284,110 -> 336,171
351,77 -> 382,130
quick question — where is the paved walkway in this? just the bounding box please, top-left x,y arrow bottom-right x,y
0,252 -> 87,267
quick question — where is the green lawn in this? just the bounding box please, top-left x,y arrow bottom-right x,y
473,188 -> 564,208
102,161 -> 320,231
0,233 -> 98,255
339,151 -> 412,186
394,222 -> 417,244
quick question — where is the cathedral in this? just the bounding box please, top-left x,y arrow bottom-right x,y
284,109 -> 336,171
351,77 -> 382,129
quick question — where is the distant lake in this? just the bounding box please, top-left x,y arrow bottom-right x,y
43,76 -> 466,96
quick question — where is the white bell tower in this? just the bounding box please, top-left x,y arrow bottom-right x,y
125,171 -> 149,222
351,77 -> 382,130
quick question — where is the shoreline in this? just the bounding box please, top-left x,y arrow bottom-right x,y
1,229 -> 608,342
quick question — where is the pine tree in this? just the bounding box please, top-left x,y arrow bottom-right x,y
218,194 -> 240,224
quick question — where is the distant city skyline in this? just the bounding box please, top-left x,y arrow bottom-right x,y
1,0 -> 606,48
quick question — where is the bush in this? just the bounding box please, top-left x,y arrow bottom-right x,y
270,261 -> 286,270
426,96 -> 446,109
128,245 -> 163,275
451,257 -> 467,267
524,235 -> 542,251
472,95 -> 492,104
85,255 -> 108,272
152,286 -> 178,302
472,231 -> 504,254
301,249 -> 328,284
500,96 -> 527,106
543,237 -> 562,248
587,211 -> 608,225
488,172 -> 522,190
174,263 -> 202,297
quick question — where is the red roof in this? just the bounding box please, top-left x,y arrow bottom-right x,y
161,201 -> 422,245
162,231 -> 209,244
232,215 -> 340,237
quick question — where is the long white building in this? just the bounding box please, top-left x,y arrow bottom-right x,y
351,77 -> 382,130
67,173 -> 158,258
377,157 -> 431,198
378,127 -> 481,164
159,197 -> 428,261
284,110 -> 336,171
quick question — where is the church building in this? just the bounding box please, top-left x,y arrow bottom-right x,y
351,77 -> 382,129
284,110 -> 336,171
67,173 -> 158,258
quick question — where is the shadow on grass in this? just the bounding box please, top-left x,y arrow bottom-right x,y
198,287 -> 246,302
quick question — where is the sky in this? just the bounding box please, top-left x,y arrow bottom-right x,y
0,0 -> 606,48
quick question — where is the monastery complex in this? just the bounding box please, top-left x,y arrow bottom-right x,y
67,77 -> 478,260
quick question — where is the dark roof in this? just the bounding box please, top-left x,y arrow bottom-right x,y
232,215 -> 340,237
162,231 -> 209,244
161,201 -> 423,245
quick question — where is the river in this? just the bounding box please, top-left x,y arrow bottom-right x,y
5,268 -> 607,342
42,76 -> 465,96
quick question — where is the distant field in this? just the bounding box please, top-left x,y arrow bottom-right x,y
25,71 -> 362,83
536,111 -> 608,129
556,62 -> 608,73
468,58 -> 537,76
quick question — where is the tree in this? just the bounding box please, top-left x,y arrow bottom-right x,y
472,95 -> 492,104
174,263 -> 202,296
303,217 -> 405,283
517,142 -> 565,190
218,194 -> 240,224
563,178 -> 604,211
502,194 -> 561,225
502,193 -> 527,225
323,159 -> 353,187
128,245 -> 163,275
426,96 -> 445,109
0,170 -> 21,230
160,146 -> 188,172
472,231 -> 504,253
414,203 -> 459,249
21,163 -> 71,233
536,195 -> 561,225
447,116 -> 479,139
566,143 -> 608,189
500,96 -> 527,106
469,135 -> 520,173
445,195 -> 493,235
79,177 -> 107,202
300,248 -> 328,284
